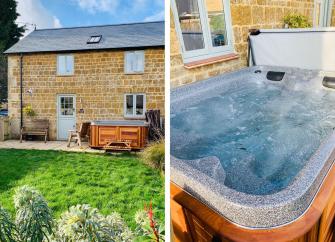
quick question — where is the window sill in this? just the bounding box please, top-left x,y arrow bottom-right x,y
57,74 -> 74,77
124,116 -> 146,120
184,53 -> 239,69
125,72 -> 145,75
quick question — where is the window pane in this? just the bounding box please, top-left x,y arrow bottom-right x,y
135,51 -> 144,72
136,95 -> 144,115
126,95 -> 134,115
66,56 -> 74,74
57,56 -> 66,74
125,52 -> 135,73
175,0 -> 205,51
205,0 -> 228,47
61,97 -> 74,116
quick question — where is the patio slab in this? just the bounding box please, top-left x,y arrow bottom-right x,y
0,140 -> 104,153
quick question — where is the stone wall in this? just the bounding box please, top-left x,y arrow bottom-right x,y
171,0 -> 315,87
8,48 -> 165,140
331,3 -> 335,26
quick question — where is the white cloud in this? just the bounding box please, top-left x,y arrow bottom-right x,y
144,10 -> 165,22
53,17 -> 62,28
74,0 -> 119,14
16,0 -> 62,36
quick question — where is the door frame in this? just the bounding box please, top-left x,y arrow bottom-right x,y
56,94 -> 76,140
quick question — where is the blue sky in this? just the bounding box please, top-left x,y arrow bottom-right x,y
16,0 -> 164,35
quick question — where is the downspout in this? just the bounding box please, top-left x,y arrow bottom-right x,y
20,53 -> 23,129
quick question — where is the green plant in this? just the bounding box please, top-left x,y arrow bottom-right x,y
56,204 -> 103,241
14,185 -> 54,242
56,204 -> 133,242
141,139 -> 165,171
22,104 -> 35,117
0,206 -> 16,242
101,212 -> 133,241
135,203 -> 164,242
210,14 -> 225,33
283,13 -> 312,28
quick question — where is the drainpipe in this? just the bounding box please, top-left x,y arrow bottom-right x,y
20,53 -> 23,129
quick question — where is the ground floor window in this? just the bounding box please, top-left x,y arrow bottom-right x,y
124,94 -> 146,118
172,0 -> 234,63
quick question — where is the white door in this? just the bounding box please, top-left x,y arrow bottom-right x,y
57,95 -> 76,140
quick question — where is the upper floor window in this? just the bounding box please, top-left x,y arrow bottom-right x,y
171,0 -> 234,63
57,55 -> 74,75
125,51 -> 145,74
124,94 -> 146,118
87,35 -> 102,44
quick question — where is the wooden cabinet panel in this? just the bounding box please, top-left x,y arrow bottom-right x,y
119,127 -> 140,147
90,124 -> 147,149
98,127 -> 117,145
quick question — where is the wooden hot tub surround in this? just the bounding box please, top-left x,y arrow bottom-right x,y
90,120 -> 148,150
171,151 -> 335,242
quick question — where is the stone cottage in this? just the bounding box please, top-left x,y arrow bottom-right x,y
4,21 -> 164,140
170,0 -> 334,87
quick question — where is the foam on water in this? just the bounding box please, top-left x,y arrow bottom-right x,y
171,75 -> 335,195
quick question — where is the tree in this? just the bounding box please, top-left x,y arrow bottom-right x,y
0,0 -> 25,104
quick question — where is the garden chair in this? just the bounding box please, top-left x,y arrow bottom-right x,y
67,122 -> 90,147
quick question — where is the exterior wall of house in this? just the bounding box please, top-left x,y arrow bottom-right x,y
331,4 -> 335,26
8,48 -> 164,140
171,0 -> 315,87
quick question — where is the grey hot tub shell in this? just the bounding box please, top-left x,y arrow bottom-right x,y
171,66 -> 335,228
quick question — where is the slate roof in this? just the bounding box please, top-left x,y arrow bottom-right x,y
4,21 -> 164,54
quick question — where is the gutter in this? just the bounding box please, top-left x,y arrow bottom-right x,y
20,53 -> 23,129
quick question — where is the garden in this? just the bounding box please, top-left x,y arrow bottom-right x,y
0,148 -> 164,241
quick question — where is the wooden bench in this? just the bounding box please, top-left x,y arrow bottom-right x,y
103,140 -> 132,152
20,119 -> 49,143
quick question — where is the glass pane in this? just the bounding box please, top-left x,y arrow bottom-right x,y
205,0 -> 228,47
58,56 -> 66,74
136,95 -> 144,115
135,51 -> 144,72
126,95 -> 134,115
60,97 -> 74,116
66,56 -> 74,74
175,0 -> 205,51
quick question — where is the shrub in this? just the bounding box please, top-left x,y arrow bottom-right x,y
23,104 -> 35,117
141,139 -> 165,171
135,203 -> 164,242
100,212 -> 133,241
0,186 -> 155,241
283,13 -> 312,28
56,204 -> 133,242
0,206 -> 16,242
14,185 -> 54,242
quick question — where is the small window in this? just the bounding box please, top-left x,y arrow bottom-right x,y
57,55 -> 74,75
125,51 -> 145,74
124,94 -> 146,118
172,0 -> 234,63
87,35 -> 102,44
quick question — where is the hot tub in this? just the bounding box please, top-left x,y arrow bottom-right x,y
90,120 -> 148,149
171,66 -> 335,232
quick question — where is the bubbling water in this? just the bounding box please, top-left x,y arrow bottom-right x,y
171,76 -> 335,195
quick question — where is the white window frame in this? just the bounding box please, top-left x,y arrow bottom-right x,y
124,93 -> 146,118
57,55 -> 74,76
124,50 -> 145,74
318,0 -> 334,27
171,0 -> 235,63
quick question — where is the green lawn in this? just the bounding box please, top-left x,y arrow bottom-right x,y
0,149 -> 164,229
